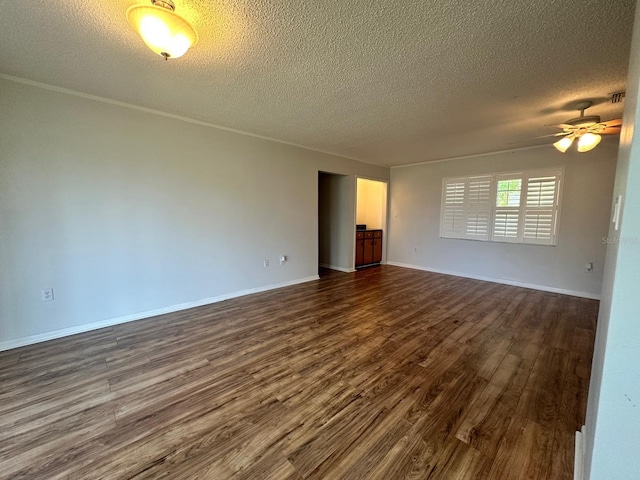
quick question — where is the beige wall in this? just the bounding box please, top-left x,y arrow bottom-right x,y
0,78 -> 389,348
388,143 -> 618,297
356,178 -> 387,230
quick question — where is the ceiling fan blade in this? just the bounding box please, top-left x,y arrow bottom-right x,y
599,118 -> 622,128
601,126 -> 622,135
545,123 -> 577,130
534,132 -> 571,139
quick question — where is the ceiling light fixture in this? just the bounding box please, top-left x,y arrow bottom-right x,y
553,135 -> 574,153
126,0 -> 198,60
577,132 -> 602,152
544,101 -> 622,154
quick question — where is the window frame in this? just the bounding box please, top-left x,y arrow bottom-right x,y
439,167 -> 564,246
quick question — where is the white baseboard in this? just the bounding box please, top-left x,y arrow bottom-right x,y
386,261 -> 601,300
0,275 -> 320,352
320,263 -> 356,273
575,425 -> 586,480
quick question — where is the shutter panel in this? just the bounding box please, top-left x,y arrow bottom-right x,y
441,168 -> 562,245
493,210 -> 520,240
441,178 -> 466,238
465,176 -> 491,241
523,172 -> 560,245
492,175 -> 523,243
523,211 -> 554,241
526,175 -> 556,207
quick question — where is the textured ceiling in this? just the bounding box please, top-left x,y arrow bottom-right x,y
0,0 -> 635,166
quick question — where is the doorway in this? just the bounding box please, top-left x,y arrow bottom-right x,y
355,178 -> 388,267
318,172 -> 353,273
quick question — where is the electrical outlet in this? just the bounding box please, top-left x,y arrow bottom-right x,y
41,288 -> 54,302
586,262 -> 594,272
280,256 -> 287,265
263,260 -> 270,268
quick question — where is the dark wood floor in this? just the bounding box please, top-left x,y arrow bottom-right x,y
0,266 -> 597,479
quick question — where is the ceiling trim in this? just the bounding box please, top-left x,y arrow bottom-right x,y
390,144 -> 552,169
0,73 -> 387,168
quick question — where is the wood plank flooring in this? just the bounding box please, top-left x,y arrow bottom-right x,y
0,266 -> 597,479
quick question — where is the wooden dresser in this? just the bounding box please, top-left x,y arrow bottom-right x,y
355,230 -> 383,267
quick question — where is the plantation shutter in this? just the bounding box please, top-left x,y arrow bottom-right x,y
523,170 -> 561,245
440,167 -> 562,245
441,178 -> 466,238
465,176 -> 492,241
492,174 -> 523,243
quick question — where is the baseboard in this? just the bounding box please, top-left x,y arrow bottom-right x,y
319,263 -> 356,273
0,275 -> 320,352
386,261 -> 601,300
575,425 -> 586,480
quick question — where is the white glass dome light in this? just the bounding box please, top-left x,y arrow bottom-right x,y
126,0 -> 198,60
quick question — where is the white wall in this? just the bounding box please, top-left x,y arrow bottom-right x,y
0,78 -> 388,349
388,144 -> 618,298
585,2 -> 640,477
318,173 -> 353,271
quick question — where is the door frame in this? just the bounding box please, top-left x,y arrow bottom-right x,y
354,176 -> 390,269
318,171 -> 355,273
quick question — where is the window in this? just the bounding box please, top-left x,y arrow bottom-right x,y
440,168 -> 562,245
493,174 -> 522,243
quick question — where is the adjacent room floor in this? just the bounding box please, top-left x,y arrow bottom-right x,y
0,266 -> 597,479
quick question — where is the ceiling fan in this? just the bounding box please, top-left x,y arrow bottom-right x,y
542,101 -> 622,153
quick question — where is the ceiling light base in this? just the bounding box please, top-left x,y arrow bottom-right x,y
574,101 -> 593,111
151,0 -> 175,11
565,115 -> 601,127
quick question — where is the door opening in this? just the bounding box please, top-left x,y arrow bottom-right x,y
355,178 -> 388,268
318,172 -> 352,273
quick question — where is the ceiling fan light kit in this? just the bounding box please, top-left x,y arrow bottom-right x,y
547,100 -> 621,154
126,0 -> 198,60
577,132 -> 602,152
553,135 -> 574,153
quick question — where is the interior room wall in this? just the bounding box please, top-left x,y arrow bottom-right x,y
388,143 -> 618,298
318,172 -> 353,272
0,77 -> 388,349
584,1 -> 640,477
356,179 -> 369,226
356,178 -> 387,230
